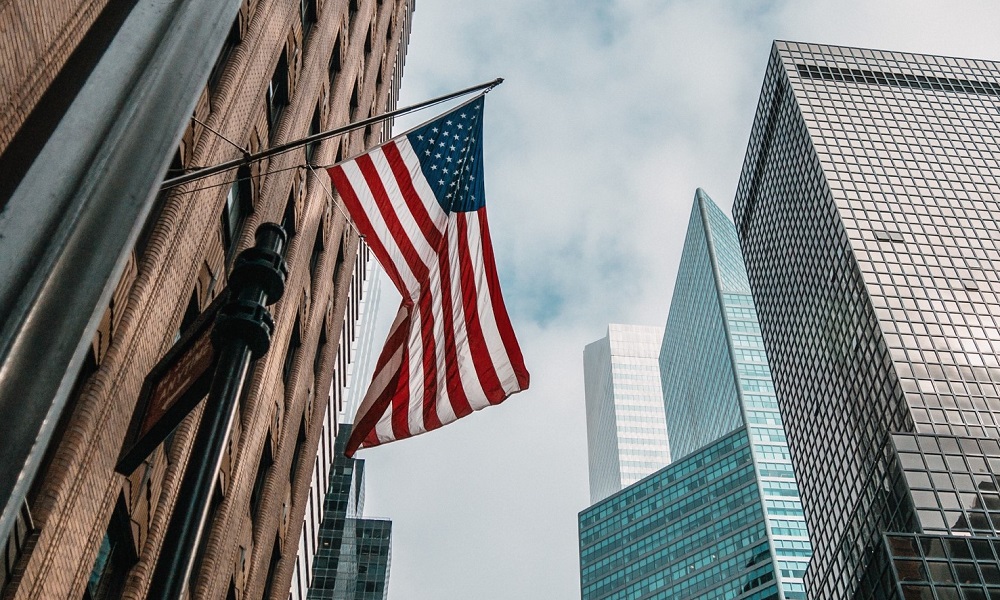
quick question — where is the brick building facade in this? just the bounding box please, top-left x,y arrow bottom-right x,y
0,0 -> 413,598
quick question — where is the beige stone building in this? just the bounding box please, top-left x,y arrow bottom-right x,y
0,0 -> 413,597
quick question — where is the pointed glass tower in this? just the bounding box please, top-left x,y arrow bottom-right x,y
579,190 -> 810,600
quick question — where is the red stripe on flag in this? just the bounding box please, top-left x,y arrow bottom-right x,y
383,142 -> 443,248
356,154 -> 430,288
455,213 -> 505,401
345,308 -> 411,457
391,347 -> 411,440
436,233 -> 473,419
417,290 -> 442,431
328,165 -> 408,296
476,208 -> 530,390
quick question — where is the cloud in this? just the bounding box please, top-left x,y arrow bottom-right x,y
359,2 -> 1000,599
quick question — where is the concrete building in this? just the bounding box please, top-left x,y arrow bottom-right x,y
584,324 -> 671,503
734,42 -> 1000,598
0,0 -> 413,598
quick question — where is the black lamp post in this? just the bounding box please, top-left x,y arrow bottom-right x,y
147,223 -> 288,600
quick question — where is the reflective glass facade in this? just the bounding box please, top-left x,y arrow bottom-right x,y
733,42 -> 1000,599
307,425 -> 391,599
577,191 -> 809,600
579,429 -> 787,600
661,190 -> 810,597
585,324 -> 671,503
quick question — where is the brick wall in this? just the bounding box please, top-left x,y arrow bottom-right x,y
0,0 -> 412,598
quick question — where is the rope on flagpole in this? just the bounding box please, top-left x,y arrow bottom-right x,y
160,77 -> 503,192
307,163 -> 360,236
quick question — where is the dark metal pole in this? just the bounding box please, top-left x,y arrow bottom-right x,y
147,223 -> 288,600
160,77 -> 504,191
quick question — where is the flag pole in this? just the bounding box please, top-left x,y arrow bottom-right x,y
160,77 -> 504,191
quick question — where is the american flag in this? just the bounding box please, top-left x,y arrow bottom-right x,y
328,96 -> 529,456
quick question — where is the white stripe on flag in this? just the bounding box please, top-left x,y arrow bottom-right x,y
464,213 -> 521,395
447,215 -> 491,411
339,157 -> 423,299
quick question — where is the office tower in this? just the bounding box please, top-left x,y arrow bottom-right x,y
579,190 -> 810,600
584,324 -> 671,503
0,1 -> 413,598
733,42 -> 1000,598
306,426 -> 391,600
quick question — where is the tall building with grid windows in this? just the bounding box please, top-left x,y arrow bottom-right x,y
733,41 -> 1000,599
578,190 -> 810,600
584,324 -> 671,503
305,425 -> 391,600
0,0 -> 413,598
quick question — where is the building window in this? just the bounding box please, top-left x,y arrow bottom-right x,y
249,435 -> 274,522
222,165 -> 252,258
349,78 -> 360,117
180,291 -> 200,336
261,537 -> 282,600
283,317 -> 302,386
305,104 -> 321,165
266,48 -> 289,136
329,35 -> 342,91
300,0 -> 317,39
208,17 -> 241,95
313,319 -> 327,386
84,497 -> 136,600
290,418 -> 307,483
282,190 -> 297,239
309,227 -> 324,282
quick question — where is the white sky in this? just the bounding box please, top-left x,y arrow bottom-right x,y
358,2 -> 1000,599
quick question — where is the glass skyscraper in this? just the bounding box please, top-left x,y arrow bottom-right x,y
578,190 -> 809,600
307,425 -> 392,600
733,42 -> 1000,598
584,324 -> 671,503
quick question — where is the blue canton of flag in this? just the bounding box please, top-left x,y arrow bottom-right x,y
408,100 -> 486,212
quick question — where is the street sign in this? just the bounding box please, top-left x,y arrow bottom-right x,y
116,289 -> 229,474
